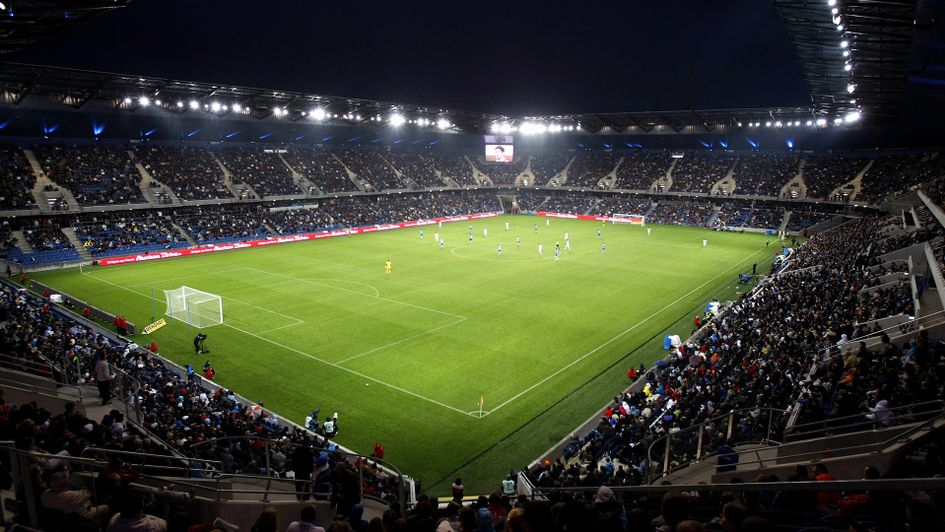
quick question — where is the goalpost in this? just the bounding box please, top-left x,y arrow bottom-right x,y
163,286 -> 223,328
612,213 -> 646,225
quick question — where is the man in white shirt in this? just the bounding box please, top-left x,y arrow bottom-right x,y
286,505 -> 326,532
95,353 -> 112,405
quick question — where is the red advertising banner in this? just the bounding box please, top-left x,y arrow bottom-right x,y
97,212 -> 502,266
536,212 -> 644,224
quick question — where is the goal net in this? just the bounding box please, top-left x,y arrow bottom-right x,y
612,213 -> 646,225
163,286 -> 223,328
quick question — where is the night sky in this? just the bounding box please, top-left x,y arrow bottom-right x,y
10,1 -> 812,115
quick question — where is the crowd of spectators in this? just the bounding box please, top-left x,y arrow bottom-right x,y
717,207 -> 782,231
0,143 -> 37,210
648,201 -> 713,226
670,154 -> 734,193
423,153 -> 475,186
283,148 -> 359,193
858,152 -> 944,204
74,212 -> 188,257
542,193 -> 600,215
565,153 -> 620,188
803,155 -> 868,200
337,149 -> 409,191
733,153 -> 798,197
613,153 -> 673,191
34,144 -> 146,205
529,152 -> 573,186
591,198 -> 652,217
786,208 -> 837,232
384,152 -> 445,188
474,156 -> 527,185
133,145 -> 232,200
176,205 -> 270,244
514,192 -> 549,213
215,147 -> 301,197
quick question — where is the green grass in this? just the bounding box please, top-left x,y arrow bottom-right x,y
33,215 -> 774,494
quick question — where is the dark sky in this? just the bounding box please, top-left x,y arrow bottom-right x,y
10,0 -> 812,115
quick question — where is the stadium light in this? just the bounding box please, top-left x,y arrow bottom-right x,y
154,99 -> 162,106
189,100 -> 199,110
232,103 -> 241,113
827,0 -> 836,5
806,120 -> 813,126
836,23 -> 844,31
765,121 -> 772,127
775,121 -> 783,128
437,118 -> 451,130
844,111 -> 861,123
843,50 -> 850,57
844,63 -> 852,71
123,97 -> 132,105
210,102 -> 222,112
847,83 -> 856,93
840,40 -> 849,48
0,3 -> 6,11
794,120 -> 801,126
311,108 -> 327,120
389,113 -> 406,126
138,96 -> 150,107
834,117 -> 844,125
176,101 -> 184,108
816,118 -> 827,127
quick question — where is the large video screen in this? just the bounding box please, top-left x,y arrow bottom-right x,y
485,144 -> 514,163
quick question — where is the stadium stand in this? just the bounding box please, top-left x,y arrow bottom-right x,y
383,151 -> 445,188
33,143 -> 146,205
0,143 -> 37,210
337,149 -> 409,191
473,155 -> 527,185
74,212 -> 188,257
786,207 -> 837,232
613,152 -> 673,191
803,154 -> 868,200
565,152 -> 620,188
176,204 -> 271,244
282,147 -> 359,193
424,153 -> 476,186
732,153 -> 798,197
215,147 -> 301,197
858,152 -> 944,204
529,152 -> 573,186
541,193 -> 599,215
133,145 -> 233,200
648,201 -> 714,226
591,197 -> 651,217
670,153 -> 734,193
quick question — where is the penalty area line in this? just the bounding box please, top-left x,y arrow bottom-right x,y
482,245 -> 771,418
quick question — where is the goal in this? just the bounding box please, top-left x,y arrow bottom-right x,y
163,286 -> 223,328
611,213 -> 646,225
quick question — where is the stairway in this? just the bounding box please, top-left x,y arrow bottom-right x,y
129,150 -> 180,205
705,206 -> 722,227
22,148 -> 79,212
780,159 -> 808,200
170,221 -> 197,246
464,155 -> 493,186
548,156 -> 576,188
11,230 -> 34,252
779,211 -> 791,234
651,158 -> 677,192
845,159 -> 874,202
210,153 -> 258,199
331,153 -> 369,191
278,153 -> 321,195
61,227 -> 92,260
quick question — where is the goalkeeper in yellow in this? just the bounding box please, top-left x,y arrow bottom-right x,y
385,259 -> 392,275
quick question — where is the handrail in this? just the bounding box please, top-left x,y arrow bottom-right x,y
785,400 -> 944,441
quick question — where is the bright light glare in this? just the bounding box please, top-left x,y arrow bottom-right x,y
847,83 -> 856,93
189,100 -> 199,110
389,113 -> 406,126
816,118 -> 827,127
176,101 -> 184,108
437,119 -> 451,130
138,97 -> 150,107
311,108 -> 327,120
844,111 -> 861,123
210,102 -> 222,112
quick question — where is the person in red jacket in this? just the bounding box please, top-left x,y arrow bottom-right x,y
202,361 -> 215,381
372,441 -> 384,460
627,366 -> 638,381
149,342 -> 159,354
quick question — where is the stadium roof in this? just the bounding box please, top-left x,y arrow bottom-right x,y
0,0 -> 133,55
772,0 -> 916,124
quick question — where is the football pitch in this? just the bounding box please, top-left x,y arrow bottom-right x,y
33,215 -> 775,494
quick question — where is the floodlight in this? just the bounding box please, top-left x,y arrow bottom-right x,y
222,105 -> 228,112
123,97 -> 132,104
437,119 -> 451,130
189,100 -> 199,110
765,121 -> 772,127
232,103 -> 241,112
154,100 -> 162,106
843,50 -> 850,57
210,102 -> 222,112
794,120 -> 801,126
389,113 -> 406,126
138,96 -> 150,107
847,83 -> 855,93
844,111 -> 861,123
816,118 -> 827,127
834,118 -> 844,125
806,120 -> 813,126
836,24 -> 844,31
176,101 -> 184,108
0,3 -> 6,10
775,121 -> 782,127
827,0 -> 836,5
311,108 -> 327,120
844,63 -> 852,71
840,40 -> 849,48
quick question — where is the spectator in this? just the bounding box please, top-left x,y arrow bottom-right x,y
106,490 -> 168,532
286,504 -> 326,532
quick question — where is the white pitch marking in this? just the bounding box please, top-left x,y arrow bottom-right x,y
335,316 -> 467,365
481,246 -> 771,417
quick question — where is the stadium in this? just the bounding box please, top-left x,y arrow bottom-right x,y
1,1 -> 945,530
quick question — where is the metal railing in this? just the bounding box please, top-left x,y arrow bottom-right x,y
785,400 -> 945,442
645,407 -> 788,483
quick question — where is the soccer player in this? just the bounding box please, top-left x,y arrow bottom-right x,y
440,239 -> 445,249
597,228 -> 602,238
555,241 -> 560,254
602,242 -> 607,254
483,227 -> 488,238
565,238 -> 571,252
533,223 -> 538,233
468,232 -> 473,244
647,227 -> 652,236
564,231 -> 569,241
703,239 -> 708,248
434,231 -> 439,242
385,259 -> 392,275
469,223 -> 473,232
554,247 -> 560,261
497,243 -> 502,256
419,228 -> 424,239
505,221 -> 510,231
545,218 -> 550,227
516,236 -> 521,248
538,242 -> 543,256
